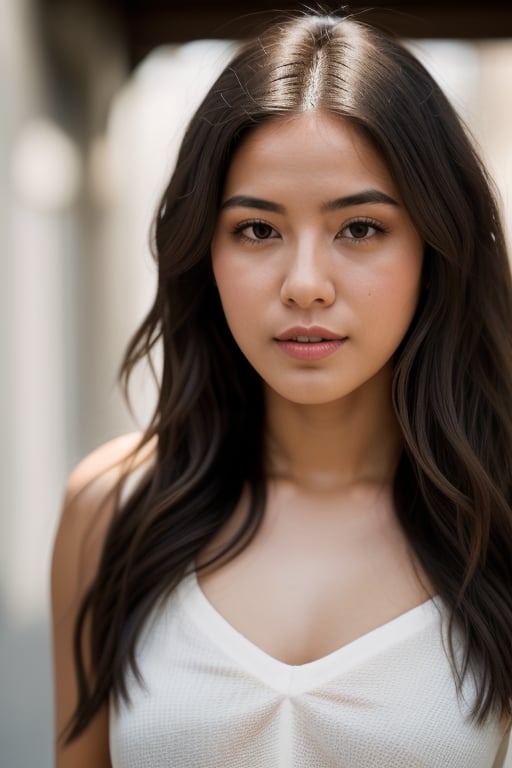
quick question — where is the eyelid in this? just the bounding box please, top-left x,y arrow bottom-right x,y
232,217 -> 278,231
231,218 -> 281,242
337,216 -> 387,241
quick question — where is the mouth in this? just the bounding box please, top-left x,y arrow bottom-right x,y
274,328 -> 347,361
275,326 -> 346,343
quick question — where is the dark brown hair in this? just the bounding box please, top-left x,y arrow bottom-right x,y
66,10 -> 512,741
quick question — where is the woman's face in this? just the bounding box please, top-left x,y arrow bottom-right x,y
211,112 -> 424,406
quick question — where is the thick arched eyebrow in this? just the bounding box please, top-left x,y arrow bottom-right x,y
220,189 -> 399,213
220,195 -> 285,213
323,190 -> 399,211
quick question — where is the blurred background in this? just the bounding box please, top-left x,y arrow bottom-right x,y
1,1 -> 512,765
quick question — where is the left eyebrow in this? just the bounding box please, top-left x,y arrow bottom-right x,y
322,190 -> 399,211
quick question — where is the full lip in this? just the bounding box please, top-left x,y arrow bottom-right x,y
275,326 -> 347,342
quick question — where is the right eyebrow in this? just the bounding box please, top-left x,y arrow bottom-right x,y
220,195 -> 286,214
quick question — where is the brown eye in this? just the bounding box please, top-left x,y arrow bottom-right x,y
232,219 -> 280,244
250,222 -> 275,239
338,219 -> 384,242
348,222 -> 371,239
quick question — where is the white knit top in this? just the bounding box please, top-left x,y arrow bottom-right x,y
109,572 -> 510,767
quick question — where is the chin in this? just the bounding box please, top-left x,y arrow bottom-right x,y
265,383 -> 354,406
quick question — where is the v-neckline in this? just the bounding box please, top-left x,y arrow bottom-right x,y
177,572 -> 442,696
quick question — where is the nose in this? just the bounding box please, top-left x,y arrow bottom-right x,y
280,242 -> 336,308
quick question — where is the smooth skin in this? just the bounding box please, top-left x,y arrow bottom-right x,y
52,111 -> 430,765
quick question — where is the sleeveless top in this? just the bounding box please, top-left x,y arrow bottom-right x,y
109,571 -> 511,767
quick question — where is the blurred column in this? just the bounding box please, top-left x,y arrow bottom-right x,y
2,0 -> 62,625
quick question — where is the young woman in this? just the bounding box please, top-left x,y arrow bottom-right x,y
51,11 -> 512,767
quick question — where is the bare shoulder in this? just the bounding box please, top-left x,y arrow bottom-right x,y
52,431 -> 157,608
64,431 -> 153,513
57,432 -> 154,558
51,432 -> 155,767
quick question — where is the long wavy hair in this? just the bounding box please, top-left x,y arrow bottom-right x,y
66,10 -> 512,741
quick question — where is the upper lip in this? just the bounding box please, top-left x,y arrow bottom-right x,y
275,326 -> 346,341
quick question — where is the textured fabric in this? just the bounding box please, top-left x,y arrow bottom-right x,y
110,572 -> 510,767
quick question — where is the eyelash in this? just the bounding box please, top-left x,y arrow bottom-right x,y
231,217 -> 388,245
231,219 -> 278,246
338,217 -> 388,242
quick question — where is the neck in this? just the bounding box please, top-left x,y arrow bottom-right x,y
264,366 -> 402,493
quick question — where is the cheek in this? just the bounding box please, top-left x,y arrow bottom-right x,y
397,254 -> 424,311
378,273 -> 421,309
213,259 -> 240,304
212,253 -> 261,334
212,244 -> 271,303
362,252 -> 423,328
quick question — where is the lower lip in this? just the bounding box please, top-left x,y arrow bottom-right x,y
275,339 -> 346,360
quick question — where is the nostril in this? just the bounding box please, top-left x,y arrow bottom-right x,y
282,291 -> 333,309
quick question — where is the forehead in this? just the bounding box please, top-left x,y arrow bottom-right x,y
223,111 -> 397,198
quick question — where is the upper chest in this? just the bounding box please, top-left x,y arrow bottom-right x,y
196,484 -> 434,665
